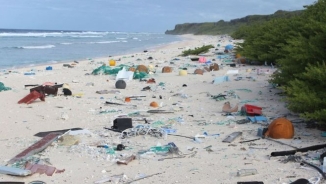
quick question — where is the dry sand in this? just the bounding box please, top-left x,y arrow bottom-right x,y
0,35 -> 325,184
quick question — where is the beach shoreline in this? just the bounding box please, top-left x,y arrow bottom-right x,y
1,34 -> 203,75
0,31 -> 184,71
0,34 -> 324,184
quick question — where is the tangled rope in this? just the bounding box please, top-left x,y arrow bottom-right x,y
120,124 -> 166,139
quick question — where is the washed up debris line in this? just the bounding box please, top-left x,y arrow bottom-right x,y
119,118 -> 183,139
120,124 -> 167,139
279,155 -> 324,183
208,90 -> 241,101
198,119 -> 233,126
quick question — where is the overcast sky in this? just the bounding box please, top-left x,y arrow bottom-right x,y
0,0 -> 316,33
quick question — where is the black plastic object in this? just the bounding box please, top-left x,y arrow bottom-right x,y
28,181 -> 46,184
30,85 -> 58,95
301,160 -> 326,179
237,182 -> 264,184
115,80 -> 126,89
54,84 -> 63,88
289,178 -> 310,184
62,88 -> 72,96
271,143 -> 326,157
112,118 -> 132,131
320,151 -> 326,164
116,144 -> 126,151
34,128 -> 83,137
262,128 -> 268,137
24,84 -> 39,88
230,63 -> 236,67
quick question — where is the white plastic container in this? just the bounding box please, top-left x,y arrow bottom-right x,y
323,157 -> 326,173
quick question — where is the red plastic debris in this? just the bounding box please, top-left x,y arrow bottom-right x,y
8,133 -> 61,164
242,104 -> 262,116
18,90 -> 45,104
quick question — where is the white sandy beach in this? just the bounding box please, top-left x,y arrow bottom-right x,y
0,35 -> 325,184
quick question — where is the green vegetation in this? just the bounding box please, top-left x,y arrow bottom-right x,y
165,10 -> 303,35
180,45 -> 214,56
166,1 -> 326,124
231,0 -> 326,124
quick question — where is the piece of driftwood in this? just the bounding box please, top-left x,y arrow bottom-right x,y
34,128 -> 82,137
105,101 -> 125,105
124,172 -> 163,184
266,137 -> 298,149
147,110 -> 174,114
24,84 -> 39,88
270,143 -> 326,157
128,95 -> 146,99
239,138 -> 260,143
8,133 -> 61,164
222,132 -> 242,143
117,155 -> 136,165
167,134 -> 194,139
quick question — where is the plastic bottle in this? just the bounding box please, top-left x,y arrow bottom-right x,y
237,169 -> 258,177
149,146 -> 170,153
105,146 -> 115,155
323,157 -> 326,173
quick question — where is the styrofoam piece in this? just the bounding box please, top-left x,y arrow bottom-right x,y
116,67 -> 134,81
226,70 -> 239,74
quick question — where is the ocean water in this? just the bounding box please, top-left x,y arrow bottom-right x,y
0,29 -> 182,69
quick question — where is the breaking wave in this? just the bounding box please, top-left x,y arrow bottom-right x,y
60,42 -> 73,45
86,40 -> 124,44
0,31 -> 108,38
15,45 -> 56,49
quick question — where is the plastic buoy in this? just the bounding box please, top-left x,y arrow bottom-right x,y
162,66 -> 172,73
150,101 -> 159,108
194,69 -> 204,75
125,97 -> 131,102
109,59 -> 116,66
115,80 -> 126,89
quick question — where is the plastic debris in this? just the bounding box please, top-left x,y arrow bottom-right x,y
237,169 -> 258,177
0,82 -> 11,92
0,165 -> 31,176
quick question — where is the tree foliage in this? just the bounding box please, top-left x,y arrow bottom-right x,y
285,63 -> 326,121
180,45 -> 214,56
165,10 -> 303,35
232,17 -> 304,66
231,0 -> 326,124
